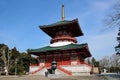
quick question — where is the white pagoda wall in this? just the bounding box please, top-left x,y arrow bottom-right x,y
61,64 -> 92,75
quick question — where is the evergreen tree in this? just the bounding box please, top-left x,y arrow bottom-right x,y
86,58 -> 91,64
115,28 -> 120,55
0,43 -> 40,75
91,57 -> 99,67
19,53 -> 31,73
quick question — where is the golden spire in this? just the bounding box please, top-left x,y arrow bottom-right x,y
61,4 -> 65,21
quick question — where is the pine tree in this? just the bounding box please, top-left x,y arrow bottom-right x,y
115,27 -> 120,55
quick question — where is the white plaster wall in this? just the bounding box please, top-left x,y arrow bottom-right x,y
49,41 -> 74,47
29,66 -> 40,72
61,65 -> 91,73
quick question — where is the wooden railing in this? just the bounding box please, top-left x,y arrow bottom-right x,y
57,66 -> 72,75
32,66 -> 45,74
51,36 -> 77,43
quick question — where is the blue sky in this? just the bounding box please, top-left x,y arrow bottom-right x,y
0,0 -> 118,60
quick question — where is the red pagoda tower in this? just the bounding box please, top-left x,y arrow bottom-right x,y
28,5 -> 92,75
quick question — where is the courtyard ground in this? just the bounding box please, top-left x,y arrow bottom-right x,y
0,73 -> 119,80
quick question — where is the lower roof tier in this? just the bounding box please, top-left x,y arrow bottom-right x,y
28,43 -> 91,58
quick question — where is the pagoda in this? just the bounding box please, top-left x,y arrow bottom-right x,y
28,5 -> 93,75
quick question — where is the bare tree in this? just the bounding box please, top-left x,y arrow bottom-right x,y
99,55 -> 120,73
0,46 -> 10,75
110,54 -> 120,73
110,54 -> 120,67
99,56 -> 110,68
105,1 -> 120,28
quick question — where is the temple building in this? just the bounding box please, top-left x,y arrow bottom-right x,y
28,5 -> 93,75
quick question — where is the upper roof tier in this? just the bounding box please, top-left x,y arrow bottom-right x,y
39,19 -> 83,38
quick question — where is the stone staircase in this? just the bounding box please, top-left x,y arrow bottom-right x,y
34,68 -> 47,75
30,63 -> 92,76
32,68 -> 68,76
30,66 -> 45,75
57,66 -> 72,75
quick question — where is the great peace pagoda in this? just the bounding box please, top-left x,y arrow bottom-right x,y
28,5 -> 93,75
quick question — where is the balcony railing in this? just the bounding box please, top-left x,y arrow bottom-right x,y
50,36 -> 77,44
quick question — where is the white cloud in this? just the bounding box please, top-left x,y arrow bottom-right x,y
78,28 -> 117,59
92,0 -> 116,11
66,0 -> 118,59
79,0 -> 116,18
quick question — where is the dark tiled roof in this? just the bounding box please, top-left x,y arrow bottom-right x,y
28,43 -> 91,57
39,19 -> 83,38
40,20 -> 74,28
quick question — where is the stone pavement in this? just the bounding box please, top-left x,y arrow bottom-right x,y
0,75 -> 49,80
100,73 -> 120,80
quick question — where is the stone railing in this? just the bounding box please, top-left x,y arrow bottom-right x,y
32,66 -> 45,75
57,66 -> 72,75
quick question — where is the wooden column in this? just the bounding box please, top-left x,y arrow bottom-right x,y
62,51 -> 71,65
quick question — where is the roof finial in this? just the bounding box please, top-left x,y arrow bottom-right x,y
62,4 -> 65,21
